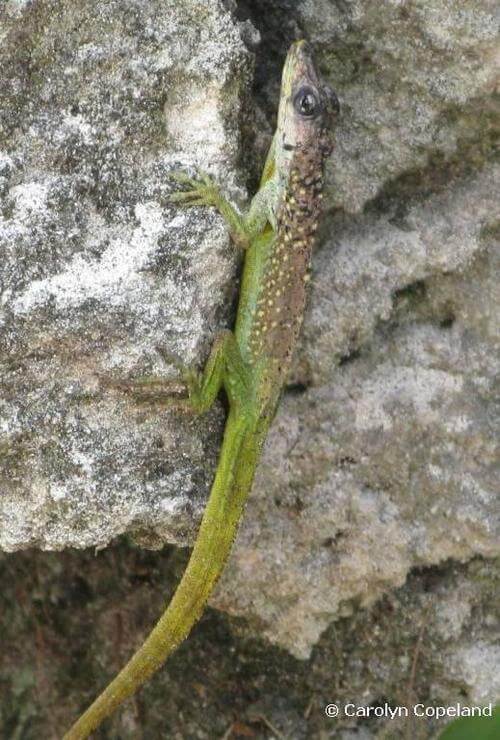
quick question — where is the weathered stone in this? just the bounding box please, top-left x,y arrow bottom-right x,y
0,0 -> 250,550
1,548 -> 498,737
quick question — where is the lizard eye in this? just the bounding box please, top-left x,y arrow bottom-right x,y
293,86 -> 320,118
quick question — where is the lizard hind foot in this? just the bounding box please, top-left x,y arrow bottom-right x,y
98,372 -> 201,414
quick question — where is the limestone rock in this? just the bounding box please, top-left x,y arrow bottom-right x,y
0,0 -> 250,550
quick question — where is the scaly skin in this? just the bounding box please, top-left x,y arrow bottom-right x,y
64,40 -> 338,739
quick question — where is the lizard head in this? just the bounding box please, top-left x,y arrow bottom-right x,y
275,40 -> 339,173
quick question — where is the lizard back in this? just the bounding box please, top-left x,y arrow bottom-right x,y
247,132 -> 332,382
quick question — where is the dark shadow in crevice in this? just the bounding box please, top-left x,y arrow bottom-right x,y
234,0 -> 304,97
232,1 -> 307,195
365,104 -> 498,221
439,314 -> 455,329
392,279 -> 427,304
338,348 -> 362,367
285,381 -> 309,396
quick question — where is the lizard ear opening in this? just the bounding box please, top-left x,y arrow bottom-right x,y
323,85 -> 340,116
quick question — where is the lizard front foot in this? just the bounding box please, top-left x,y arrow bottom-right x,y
169,170 -> 221,208
169,169 -> 251,249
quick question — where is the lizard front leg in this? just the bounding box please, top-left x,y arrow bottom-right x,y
170,170 -> 278,248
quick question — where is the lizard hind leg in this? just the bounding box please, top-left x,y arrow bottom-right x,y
101,330 -> 249,415
186,329 -> 251,413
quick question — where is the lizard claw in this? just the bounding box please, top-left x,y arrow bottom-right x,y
169,193 -> 208,207
169,170 -> 198,185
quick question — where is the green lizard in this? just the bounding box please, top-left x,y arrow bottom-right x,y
64,40 -> 339,738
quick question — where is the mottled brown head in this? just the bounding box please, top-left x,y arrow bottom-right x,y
275,40 -> 339,179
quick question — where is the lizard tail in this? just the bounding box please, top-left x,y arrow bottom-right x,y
63,409 -> 261,739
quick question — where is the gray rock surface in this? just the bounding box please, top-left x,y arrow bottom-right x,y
299,0 -> 500,211
0,0 -> 250,549
1,0 -> 499,728
216,166 -> 500,655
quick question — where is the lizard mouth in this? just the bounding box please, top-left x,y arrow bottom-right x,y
287,40 -> 321,89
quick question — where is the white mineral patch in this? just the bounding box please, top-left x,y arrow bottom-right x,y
165,85 -> 225,164
449,644 -> 500,705
12,201 -> 165,314
60,111 -> 95,144
10,181 -> 50,219
159,496 -> 184,515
